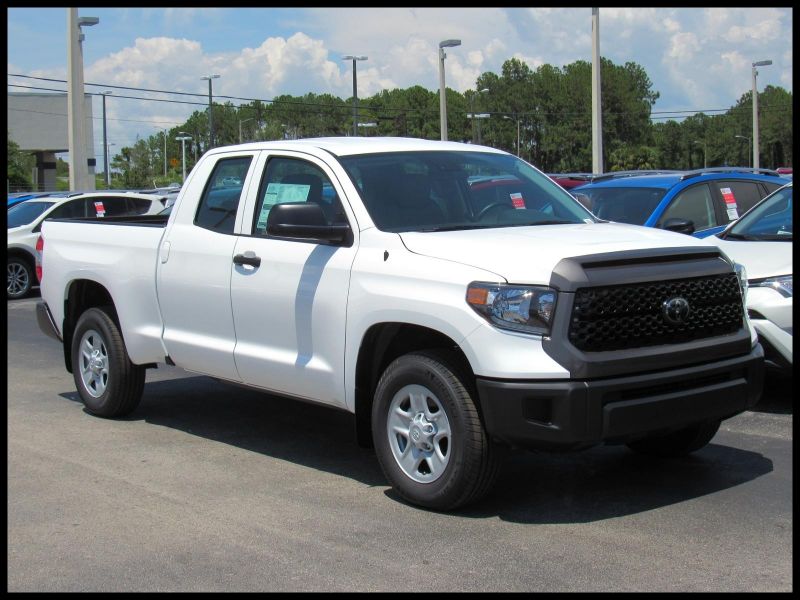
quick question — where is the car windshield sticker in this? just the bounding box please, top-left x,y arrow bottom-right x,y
510,192 -> 526,209
94,201 -> 105,217
720,187 -> 739,220
257,182 -> 311,230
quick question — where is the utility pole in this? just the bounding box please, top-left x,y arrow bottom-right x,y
591,7 -> 604,175
67,9 -> 98,191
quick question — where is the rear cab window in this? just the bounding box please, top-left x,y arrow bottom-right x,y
194,156 -> 253,234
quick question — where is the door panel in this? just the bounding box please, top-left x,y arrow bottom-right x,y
157,154 -> 255,380
231,155 -> 355,407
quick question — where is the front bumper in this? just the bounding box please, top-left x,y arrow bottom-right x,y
475,344 -> 764,451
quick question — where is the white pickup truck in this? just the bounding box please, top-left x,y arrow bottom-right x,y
37,137 -> 764,510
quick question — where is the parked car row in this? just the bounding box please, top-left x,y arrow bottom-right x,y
706,182 -> 793,374
7,191 -> 168,299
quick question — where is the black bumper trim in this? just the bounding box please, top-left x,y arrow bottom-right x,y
36,301 -> 62,342
475,345 -> 764,451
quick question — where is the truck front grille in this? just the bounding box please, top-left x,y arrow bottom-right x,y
568,273 -> 743,352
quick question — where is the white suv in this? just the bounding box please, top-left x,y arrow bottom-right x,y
7,191 -> 166,299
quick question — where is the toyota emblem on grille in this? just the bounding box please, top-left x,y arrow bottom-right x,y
662,297 -> 691,325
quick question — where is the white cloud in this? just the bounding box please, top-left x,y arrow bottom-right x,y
666,32 -> 701,63
8,7 -> 790,158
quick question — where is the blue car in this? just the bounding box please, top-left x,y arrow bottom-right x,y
7,191 -> 58,209
572,167 -> 791,238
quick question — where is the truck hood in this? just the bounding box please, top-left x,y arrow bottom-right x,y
400,222 -> 718,284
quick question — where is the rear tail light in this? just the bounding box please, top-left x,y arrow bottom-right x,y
35,235 -> 44,282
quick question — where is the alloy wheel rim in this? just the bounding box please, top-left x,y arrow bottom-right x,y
7,262 -> 29,296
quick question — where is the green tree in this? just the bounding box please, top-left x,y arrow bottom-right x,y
8,132 -> 34,190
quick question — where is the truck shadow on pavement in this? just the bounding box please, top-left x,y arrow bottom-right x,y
60,374 -> 774,524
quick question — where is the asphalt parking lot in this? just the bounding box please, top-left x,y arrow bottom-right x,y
7,293 -> 793,592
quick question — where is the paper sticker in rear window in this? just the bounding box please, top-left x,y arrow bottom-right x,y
510,192 -> 526,209
720,187 -> 739,220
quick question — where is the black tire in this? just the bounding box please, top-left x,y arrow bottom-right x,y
71,306 -> 145,418
8,256 -> 34,299
371,351 -> 501,510
626,419 -> 721,457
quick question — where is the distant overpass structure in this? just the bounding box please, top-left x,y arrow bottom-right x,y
7,92 -> 96,191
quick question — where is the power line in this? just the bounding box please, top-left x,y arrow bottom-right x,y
14,73 -> 780,118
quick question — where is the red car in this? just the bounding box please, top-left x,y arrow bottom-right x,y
547,173 -> 593,191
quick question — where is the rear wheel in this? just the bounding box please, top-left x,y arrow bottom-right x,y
372,351 -> 501,510
71,306 -> 145,418
7,257 -> 33,299
626,420 -> 721,457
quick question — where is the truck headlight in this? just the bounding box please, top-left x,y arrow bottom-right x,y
734,263 -> 748,307
467,282 -> 557,336
749,275 -> 792,298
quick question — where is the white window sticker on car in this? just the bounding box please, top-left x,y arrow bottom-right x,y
510,192 -> 526,209
256,183 -> 312,230
94,201 -> 106,217
720,187 -> 739,220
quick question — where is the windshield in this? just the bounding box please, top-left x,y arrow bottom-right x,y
724,185 -> 792,241
337,151 -> 595,232
7,201 -> 55,228
573,186 -> 667,225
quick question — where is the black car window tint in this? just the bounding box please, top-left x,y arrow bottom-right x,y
659,184 -> 716,230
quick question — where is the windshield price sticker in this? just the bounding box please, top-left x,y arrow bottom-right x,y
94,201 -> 106,217
510,192 -> 526,209
720,187 -> 739,220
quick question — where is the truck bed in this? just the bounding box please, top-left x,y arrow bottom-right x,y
40,218 -> 169,365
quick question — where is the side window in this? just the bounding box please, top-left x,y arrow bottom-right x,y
253,157 -> 348,236
194,156 -> 253,234
126,197 -> 156,215
762,181 -> 783,195
93,197 -> 128,217
713,180 -> 763,220
47,198 -> 90,220
658,184 -> 716,231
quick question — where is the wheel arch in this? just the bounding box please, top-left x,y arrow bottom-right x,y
353,322 -> 475,448
62,279 -> 117,373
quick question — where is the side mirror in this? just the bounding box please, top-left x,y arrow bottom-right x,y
662,218 -> 696,236
266,202 -> 352,246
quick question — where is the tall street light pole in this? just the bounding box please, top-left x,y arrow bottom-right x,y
161,128 -> 168,178
67,10 -> 99,191
239,117 -> 255,143
469,88 -> 489,143
105,142 -> 115,185
735,135 -> 752,168
591,7 -> 604,175
201,74 -> 220,149
503,115 -> 520,157
99,90 -> 112,187
438,39 -> 461,141
175,133 -> 192,183
751,59 -> 772,170
342,55 -> 368,136
693,139 -> 707,168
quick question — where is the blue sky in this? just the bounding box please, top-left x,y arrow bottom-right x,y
7,7 -> 794,159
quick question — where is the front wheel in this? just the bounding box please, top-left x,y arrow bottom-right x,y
372,351 -> 501,510
71,306 -> 145,418
626,420 -> 721,457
